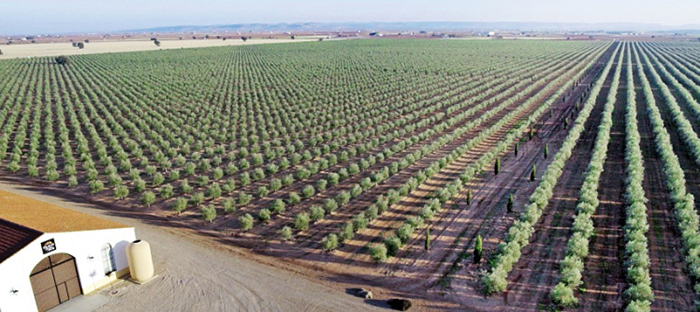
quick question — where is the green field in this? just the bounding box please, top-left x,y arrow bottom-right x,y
3,39 -> 700,310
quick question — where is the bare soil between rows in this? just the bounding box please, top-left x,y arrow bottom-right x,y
577,52 -> 628,312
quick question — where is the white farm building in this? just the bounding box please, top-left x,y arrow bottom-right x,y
0,189 -> 136,312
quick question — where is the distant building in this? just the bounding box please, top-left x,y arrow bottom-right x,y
0,190 -> 136,312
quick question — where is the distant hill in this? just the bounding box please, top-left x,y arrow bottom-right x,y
122,21 -> 700,34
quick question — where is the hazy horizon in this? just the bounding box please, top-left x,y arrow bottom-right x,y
1,0 -> 699,35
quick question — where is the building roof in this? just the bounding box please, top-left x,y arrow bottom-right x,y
0,189 -> 130,233
0,219 -> 42,264
0,189 -> 131,264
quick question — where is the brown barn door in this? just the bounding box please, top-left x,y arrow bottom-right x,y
30,253 -> 82,312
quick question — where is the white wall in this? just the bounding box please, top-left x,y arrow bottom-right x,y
0,228 -> 135,312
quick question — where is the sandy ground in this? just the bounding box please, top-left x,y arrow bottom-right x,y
0,181 -> 383,312
0,39 -> 313,60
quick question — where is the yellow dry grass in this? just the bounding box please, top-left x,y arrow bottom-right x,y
0,38 -> 313,60
0,189 -> 129,233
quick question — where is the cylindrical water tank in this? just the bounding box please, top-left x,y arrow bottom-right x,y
126,239 -> 154,282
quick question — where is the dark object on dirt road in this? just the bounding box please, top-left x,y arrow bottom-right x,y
387,299 -> 412,311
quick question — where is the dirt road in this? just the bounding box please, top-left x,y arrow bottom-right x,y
0,181 -> 382,312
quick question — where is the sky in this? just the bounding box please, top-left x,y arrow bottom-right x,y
1,0 -> 698,35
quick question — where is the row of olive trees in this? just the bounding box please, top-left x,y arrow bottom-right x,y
24,39 -> 584,223
639,46 -> 700,167
634,43 -> 700,301
645,43 -> 700,109
239,76 -> 525,229
43,43 -> 464,197
154,55 -> 515,218
361,44 -> 610,261
1,40 -> 581,214
620,45 -> 653,312
644,44 -> 700,125
139,41 -> 561,225
420,44 -> 610,261
483,43 -> 620,294
378,67 -> 573,258
134,40 -> 556,169
550,42 -> 624,307
185,52 -> 518,172
178,57 -> 535,220
282,54 -> 586,240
